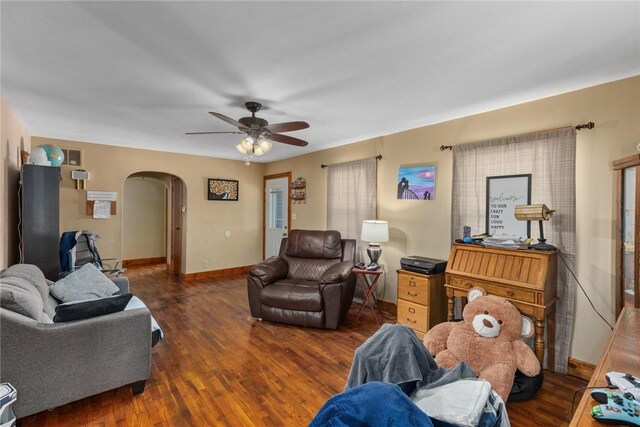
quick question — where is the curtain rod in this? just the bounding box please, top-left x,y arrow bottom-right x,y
439,121 -> 595,151
321,154 -> 382,169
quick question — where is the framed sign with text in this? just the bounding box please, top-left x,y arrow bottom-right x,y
486,174 -> 531,237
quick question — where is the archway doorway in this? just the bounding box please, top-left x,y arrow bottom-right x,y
123,172 -> 186,275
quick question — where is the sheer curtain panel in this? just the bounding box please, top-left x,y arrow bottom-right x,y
327,158 -> 377,263
451,127 -> 576,373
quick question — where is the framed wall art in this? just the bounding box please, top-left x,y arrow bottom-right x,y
208,178 -> 239,201
397,164 -> 436,200
486,174 -> 531,237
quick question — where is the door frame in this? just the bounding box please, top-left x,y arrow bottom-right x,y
170,176 -> 184,274
263,172 -> 292,259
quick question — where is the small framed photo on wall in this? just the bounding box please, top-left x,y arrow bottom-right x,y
397,164 -> 436,200
208,178 -> 239,201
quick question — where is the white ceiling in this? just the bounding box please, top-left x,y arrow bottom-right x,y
2,2 -> 639,163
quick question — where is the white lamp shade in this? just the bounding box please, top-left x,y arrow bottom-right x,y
257,137 -> 272,153
241,136 -> 255,151
236,143 -> 249,154
361,220 -> 389,243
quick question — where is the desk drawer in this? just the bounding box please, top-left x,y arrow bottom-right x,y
398,299 -> 428,333
398,273 -> 429,304
448,276 -> 536,303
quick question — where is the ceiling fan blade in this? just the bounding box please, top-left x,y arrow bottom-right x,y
209,112 -> 246,129
263,121 -> 310,134
185,131 -> 244,135
269,133 -> 309,147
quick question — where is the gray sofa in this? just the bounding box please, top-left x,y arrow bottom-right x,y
0,264 -> 151,419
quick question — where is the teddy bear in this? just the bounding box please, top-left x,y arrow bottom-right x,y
423,287 -> 541,401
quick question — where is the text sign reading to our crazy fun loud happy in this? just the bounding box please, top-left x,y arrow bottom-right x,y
486,174 -> 531,237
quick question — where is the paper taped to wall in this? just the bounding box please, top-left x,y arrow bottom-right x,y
93,200 -> 111,218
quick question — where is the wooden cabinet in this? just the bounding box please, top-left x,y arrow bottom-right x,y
613,154 -> 640,316
396,270 -> 446,340
444,244 -> 557,370
569,308 -> 640,426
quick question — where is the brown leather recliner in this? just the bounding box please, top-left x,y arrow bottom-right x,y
247,230 -> 356,329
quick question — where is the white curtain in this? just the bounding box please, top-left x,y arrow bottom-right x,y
452,127 -> 576,373
327,158 -> 377,263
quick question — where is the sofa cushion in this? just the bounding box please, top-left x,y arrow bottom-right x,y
286,230 -> 342,259
50,263 -> 119,303
260,279 -> 323,311
53,293 -> 133,323
1,264 -> 56,318
0,276 -> 52,323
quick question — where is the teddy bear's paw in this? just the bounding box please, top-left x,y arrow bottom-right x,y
435,350 -> 460,368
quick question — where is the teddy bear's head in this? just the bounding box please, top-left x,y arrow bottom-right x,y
462,287 -> 534,342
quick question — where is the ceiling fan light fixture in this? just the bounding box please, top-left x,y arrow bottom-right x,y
236,143 -> 249,155
253,145 -> 265,156
241,136 -> 255,151
257,137 -> 272,153
188,102 -> 309,165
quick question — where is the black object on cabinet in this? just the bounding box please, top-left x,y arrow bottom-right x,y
20,165 -> 60,280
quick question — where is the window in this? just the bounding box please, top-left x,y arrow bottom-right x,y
269,189 -> 284,229
60,148 -> 82,166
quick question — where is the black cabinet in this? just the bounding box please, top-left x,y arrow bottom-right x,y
20,165 -> 60,280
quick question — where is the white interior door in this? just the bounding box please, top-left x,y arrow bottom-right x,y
265,177 -> 288,258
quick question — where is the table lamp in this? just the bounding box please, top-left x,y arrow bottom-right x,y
361,220 -> 389,268
514,204 -> 556,251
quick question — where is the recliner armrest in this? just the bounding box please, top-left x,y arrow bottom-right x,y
320,260 -> 354,285
249,256 -> 288,285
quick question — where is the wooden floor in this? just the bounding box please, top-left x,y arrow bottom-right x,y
19,265 -> 587,426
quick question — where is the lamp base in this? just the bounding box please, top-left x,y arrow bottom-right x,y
529,238 -> 556,251
367,244 -> 382,267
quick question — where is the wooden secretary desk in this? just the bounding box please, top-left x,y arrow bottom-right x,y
445,244 -> 558,371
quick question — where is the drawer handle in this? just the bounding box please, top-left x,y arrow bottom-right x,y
407,292 -> 418,297
408,308 -> 416,314
506,290 -> 514,297
409,280 -> 416,287
406,318 -> 417,324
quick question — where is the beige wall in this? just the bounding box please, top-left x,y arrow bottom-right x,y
123,176 -> 167,260
32,136 -> 266,274
267,76 -> 640,364
1,96 -> 31,269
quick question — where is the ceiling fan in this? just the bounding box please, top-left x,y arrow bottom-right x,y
186,102 -> 309,164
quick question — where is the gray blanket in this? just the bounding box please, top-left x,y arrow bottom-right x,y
345,323 -> 476,394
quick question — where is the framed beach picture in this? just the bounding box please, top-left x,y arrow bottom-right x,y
208,178 -> 239,201
397,164 -> 436,200
485,174 -> 531,237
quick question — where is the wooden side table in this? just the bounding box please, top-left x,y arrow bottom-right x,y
353,266 -> 385,323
